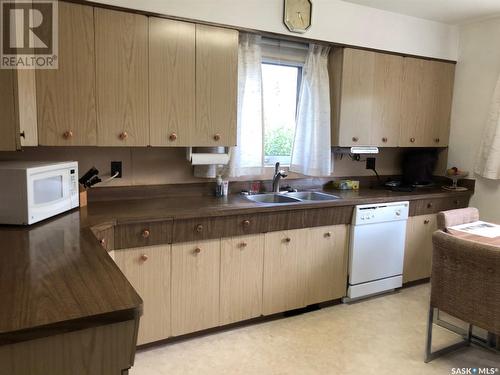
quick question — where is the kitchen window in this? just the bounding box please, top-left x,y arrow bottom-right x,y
262,62 -> 302,166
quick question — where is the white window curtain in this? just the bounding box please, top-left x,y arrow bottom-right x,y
228,33 -> 264,177
289,44 -> 332,177
475,73 -> 500,179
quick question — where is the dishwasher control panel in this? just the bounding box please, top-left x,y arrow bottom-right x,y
352,201 -> 409,225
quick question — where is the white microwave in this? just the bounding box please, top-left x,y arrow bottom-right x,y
0,161 -> 79,225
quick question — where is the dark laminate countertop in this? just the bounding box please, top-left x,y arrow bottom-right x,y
85,187 -> 473,224
0,211 -> 142,346
0,186 -> 472,345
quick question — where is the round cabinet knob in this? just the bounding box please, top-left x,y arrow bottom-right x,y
283,237 -> 291,243
99,238 -> 106,245
196,224 -> 204,233
424,220 -> 430,224
239,242 -> 248,249
142,229 -> 150,238
194,247 -> 202,254
382,137 -> 388,143
410,137 -> 416,143
63,130 -> 73,139
434,138 -> 440,144
213,134 -> 221,141
242,220 -> 251,227
427,203 -> 433,209
324,232 -> 332,238
140,254 -> 149,262
20,131 -> 26,138
119,131 -> 128,140
352,137 -> 359,142
169,133 -> 177,141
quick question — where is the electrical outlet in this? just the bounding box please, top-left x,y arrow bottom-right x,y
111,161 -> 122,178
366,157 -> 376,170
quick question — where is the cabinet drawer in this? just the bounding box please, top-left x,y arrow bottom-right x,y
114,220 -> 173,249
91,223 -> 114,251
173,214 -> 261,243
409,196 -> 470,216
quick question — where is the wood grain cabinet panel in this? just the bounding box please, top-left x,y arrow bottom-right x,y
403,214 -> 437,283
195,25 -> 238,146
114,245 -> 171,345
400,58 -> 455,147
36,2 -> 96,145
0,70 -> 18,151
306,225 -> 348,305
263,228 -> 308,315
149,18 -> 195,146
95,8 -> 148,146
330,48 -> 403,147
220,234 -> 264,325
171,239 -> 220,336
114,220 -> 173,250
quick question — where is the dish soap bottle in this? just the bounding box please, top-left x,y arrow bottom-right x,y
215,175 -> 223,197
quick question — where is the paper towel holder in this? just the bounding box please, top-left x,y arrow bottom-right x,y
186,147 -> 231,165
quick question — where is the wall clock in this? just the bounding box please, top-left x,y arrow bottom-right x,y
283,0 -> 312,34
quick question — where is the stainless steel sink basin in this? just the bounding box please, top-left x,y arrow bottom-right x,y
284,191 -> 340,201
244,191 -> 339,204
245,193 -> 301,204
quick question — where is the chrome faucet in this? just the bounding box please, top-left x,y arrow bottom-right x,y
272,162 -> 288,193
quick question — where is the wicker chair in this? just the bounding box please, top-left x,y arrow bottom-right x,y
436,207 -> 479,230
425,230 -> 500,362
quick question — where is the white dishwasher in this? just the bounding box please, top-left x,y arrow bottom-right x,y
345,201 -> 409,301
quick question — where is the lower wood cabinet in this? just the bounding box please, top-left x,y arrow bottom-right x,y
403,214 -> 438,283
114,245 -> 171,345
306,225 -> 348,305
263,225 -> 348,315
263,228 -> 309,315
171,239 -> 220,336
220,234 -> 264,325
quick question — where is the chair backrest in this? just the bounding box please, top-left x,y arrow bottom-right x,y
431,230 -> 500,335
436,207 -> 479,230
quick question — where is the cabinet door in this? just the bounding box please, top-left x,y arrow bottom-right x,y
263,228 -> 308,315
370,53 -> 403,147
338,49 -> 374,146
403,214 -> 437,283
429,61 -> 455,147
220,234 -> 264,325
171,239 -> 220,336
196,25 -> 238,146
400,58 -> 455,147
306,225 -> 348,305
149,18 -> 195,146
36,2 -> 96,145
114,245 -> 171,345
95,8 -> 148,146
0,70 -> 18,151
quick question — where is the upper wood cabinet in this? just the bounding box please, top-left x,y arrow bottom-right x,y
149,18 -> 195,146
330,47 -> 455,148
330,48 -> 403,147
400,58 -> 455,147
196,25 -> 238,146
0,69 -> 38,151
95,8 -> 149,146
114,244 -> 171,345
36,2 -> 96,146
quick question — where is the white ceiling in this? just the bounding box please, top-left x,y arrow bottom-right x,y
342,0 -> 500,25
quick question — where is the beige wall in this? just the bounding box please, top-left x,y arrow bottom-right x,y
448,16 -> 500,222
0,147 -> 412,187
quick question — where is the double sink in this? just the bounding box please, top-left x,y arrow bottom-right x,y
245,191 -> 340,204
